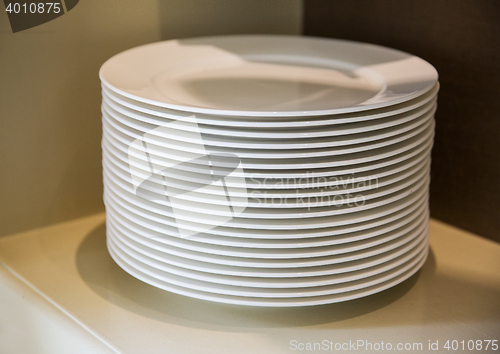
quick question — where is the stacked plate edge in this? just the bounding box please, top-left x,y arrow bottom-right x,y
99,35 -> 439,307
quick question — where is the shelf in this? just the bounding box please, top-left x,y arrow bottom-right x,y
1,213 -> 499,353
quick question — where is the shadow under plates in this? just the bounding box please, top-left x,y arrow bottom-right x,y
76,222 -> 500,332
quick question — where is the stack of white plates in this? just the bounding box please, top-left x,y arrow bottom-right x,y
99,35 -> 438,307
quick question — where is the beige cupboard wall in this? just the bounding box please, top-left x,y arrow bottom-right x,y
0,0 -> 303,236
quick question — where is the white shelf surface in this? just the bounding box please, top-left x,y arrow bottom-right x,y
0,213 -> 499,353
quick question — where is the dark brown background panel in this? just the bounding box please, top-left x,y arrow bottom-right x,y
303,0 -> 500,242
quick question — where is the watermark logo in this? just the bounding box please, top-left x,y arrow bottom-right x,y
125,116 -> 382,239
127,117 -> 248,239
3,0 -> 79,33
246,174 -> 377,210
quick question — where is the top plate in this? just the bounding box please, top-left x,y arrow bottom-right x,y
100,35 -> 438,117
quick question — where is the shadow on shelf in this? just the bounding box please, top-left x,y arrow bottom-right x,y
76,224 -> 454,332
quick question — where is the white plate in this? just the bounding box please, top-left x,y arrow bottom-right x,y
103,179 -> 429,231
101,82 -> 439,128
106,203 -> 428,260
104,136 -> 432,190
104,189 -> 428,249
105,153 -> 431,204
107,235 -> 428,297
105,205 -> 428,269
108,230 -> 427,288
107,211 -> 428,274
102,122 -> 435,171
103,169 -> 429,220
102,99 -> 436,157
103,129 -> 434,180
103,149 -> 430,200
107,203 -> 429,260
102,94 -> 437,141
108,243 -> 427,306
102,104 -> 436,157
108,241 -> 427,306
100,35 -> 438,117
103,99 -> 436,156
103,112 -> 434,161
103,133 -> 433,190
105,196 -> 429,252
103,164 -> 430,213
104,186 -> 428,242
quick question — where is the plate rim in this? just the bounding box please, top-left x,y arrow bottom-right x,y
99,35 -> 438,117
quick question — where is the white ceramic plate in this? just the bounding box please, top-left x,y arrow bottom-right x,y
102,127 -> 434,181
106,204 -> 428,261
108,242 -> 427,306
103,134 -> 433,192
101,94 -> 437,141
102,122 -> 435,171
107,235 -> 428,297
103,188 -> 428,249
103,179 -> 429,231
104,168 -> 429,219
100,35 -> 438,117
104,188 -> 428,244
107,216 -> 428,273
103,136 -> 432,190
107,206 -> 429,262
100,34 -> 436,306
108,229 -> 427,288
101,82 -> 439,128
106,155 -> 431,206
103,194 -> 429,268
103,169 -> 429,220
103,148 -> 430,200
101,104 -> 436,158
